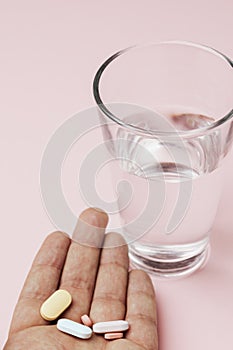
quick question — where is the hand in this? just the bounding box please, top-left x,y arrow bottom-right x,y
4,208 -> 158,350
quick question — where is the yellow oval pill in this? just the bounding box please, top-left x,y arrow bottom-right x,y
40,290 -> 72,321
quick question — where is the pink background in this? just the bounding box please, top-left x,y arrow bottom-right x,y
1,0 -> 233,348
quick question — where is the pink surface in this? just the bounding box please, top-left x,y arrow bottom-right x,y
1,1 -> 233,349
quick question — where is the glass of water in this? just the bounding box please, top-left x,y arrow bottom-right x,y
93,41 -> 233,278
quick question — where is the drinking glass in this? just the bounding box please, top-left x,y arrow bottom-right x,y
93,41 -> 233,278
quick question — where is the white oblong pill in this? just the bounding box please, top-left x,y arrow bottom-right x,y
57,318 -> 92,339
93,320 -> 129,333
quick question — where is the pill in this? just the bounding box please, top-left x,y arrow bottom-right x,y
93,320 -> 129,333
40,289 -> 72,321
57,318 -> 92,339
81,314 -> 93,327
104,332 -> 124,340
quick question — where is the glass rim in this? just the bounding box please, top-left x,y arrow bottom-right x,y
93,40 -> 233,137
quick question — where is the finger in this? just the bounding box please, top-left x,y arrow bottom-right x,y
90,232 -> 129,322
59,208 -> 108,321
125,270 -> 158,350
9,231 -> 71,334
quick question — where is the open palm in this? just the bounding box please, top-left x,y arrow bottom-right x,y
4,208 -> 158,350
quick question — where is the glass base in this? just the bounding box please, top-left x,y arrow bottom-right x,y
128,238 -> 210,279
